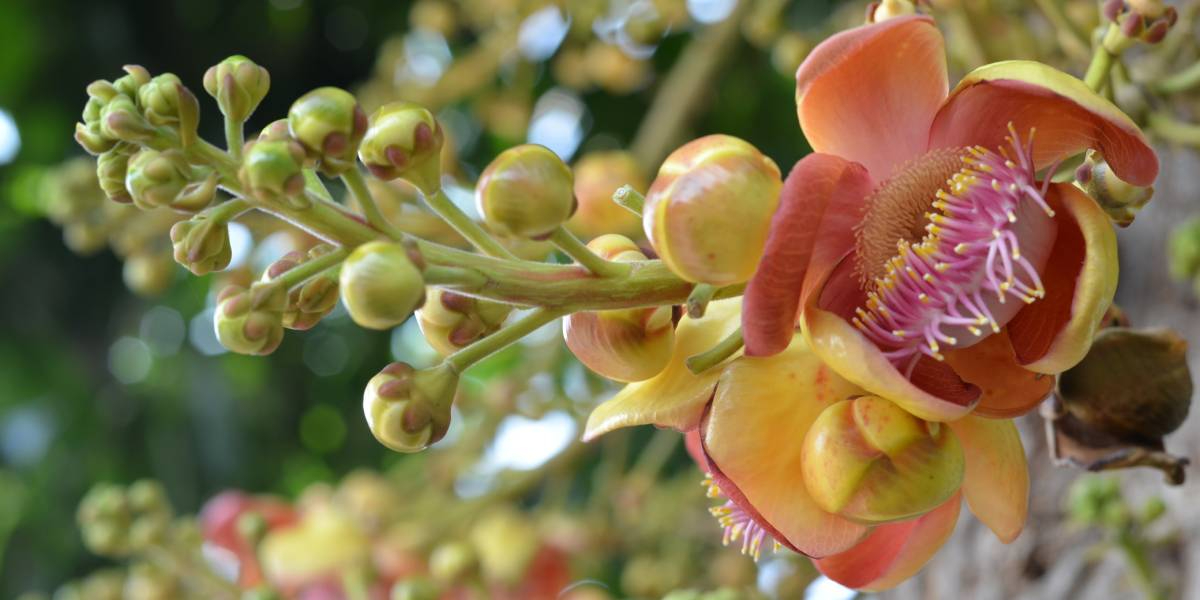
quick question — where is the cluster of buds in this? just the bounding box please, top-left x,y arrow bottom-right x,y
263,245 -> 342,330
76,480 -> 174,558
125,149 -> 218,212
45,563 -> 180,600
416,288 -> 512,356
362,362 -> 457,452
214,281 -> 287,356
169,210 -> 233,276
1102,0 -> 1178,47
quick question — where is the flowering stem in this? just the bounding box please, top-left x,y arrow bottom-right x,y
1155,60 -> 1200,94
205,196 -> 251,223
342,168 -> 404,239
422,265 -> 488,289
444,308 -> 564,373
1147,113 -> 1200,146
686,283 -> 718,318
422,188 -> 518,260
274,247 -> 348,289
1116,530 -> 1167,600
1085,34 -> 1116,92
613,185 -> 645,217
548,226 -> 631,278
686,327 -> 744,374
224,116 -> 244,163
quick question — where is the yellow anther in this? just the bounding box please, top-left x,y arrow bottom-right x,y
968,326 -> 982,336
918,293 -> 929,304
954,243 -> 969,254
935,262 -> 949,272
893,330 -> 907,338
991,180 -> 1002,191
923,273 -> 935,282
1007,211 -> 1017,223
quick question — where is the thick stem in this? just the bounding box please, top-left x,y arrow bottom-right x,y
224,117 -> 245,163
1085,42 -> 1115,91
444,308 -> 564,373
686,327 -> 744,374
423,265 -> 488,289
548,226 -> 631,278
342,168 -> 404,239
423,188 -> 517,260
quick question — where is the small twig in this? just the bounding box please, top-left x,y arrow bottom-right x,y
548,226 -> 631,278
686,327 -> 744,374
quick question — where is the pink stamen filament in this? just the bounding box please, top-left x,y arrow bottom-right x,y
703,475 -> 781,561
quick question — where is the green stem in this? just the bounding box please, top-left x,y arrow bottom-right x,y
342,168 -> 404,239
423,188 -> 517,260
1154,60 -> 1200,94
613,185 -> 645,217
686,327 -> 744,374
305,169 -> 335,202
1147,113 -> 1200,146
1032,0 -> 1092,61
548,226 -> 631,278
204,197 -> 251,223
686,283 -> 718,318
274,247 -> 348,288
1116,531 -> 1167,600
224,117 -> 244,163
423,265 -> 488,289
444,308 -> 563,373
1085,39 -> 1116,92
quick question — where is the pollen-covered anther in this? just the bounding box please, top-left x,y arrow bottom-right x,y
701,475 -> 781,561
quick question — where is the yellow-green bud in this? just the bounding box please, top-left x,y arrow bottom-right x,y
125,149 -> 192,211
429,541 -> 476,583
801,395 -> 964,523
170,171 -> 219,213
100,94 -> 157,144
363,362 -> 457,452
340,240 -> 426,330
287,86 -> 368,175
359,101 -> 444,193
112,65 -> 152,98
97,149 -> 133,204
869,0 -> 918,22
215,282 -> 287,355
264,247 -> 342,330
416,287 -> 512,356
567,151 -> 646,241
76,121 -> 116,155
123,251 -> 176,297
469,506 -> 539,585
203,55 -> 271,124
1077,151 -> 1154,227
170,214 -> 232,275
257,118 -> 291,142
123,563 -> 178,600
1169,217 -> 1200,283
239,139 -> 308,205
644,135 -> 782,285
476,144 -> 575,239
137,73 -> 200,148
391,579 -> 440,600
78,483 -> 133,557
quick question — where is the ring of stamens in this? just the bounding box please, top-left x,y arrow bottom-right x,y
703,474 -> 781,561
852,124 -> 1058,375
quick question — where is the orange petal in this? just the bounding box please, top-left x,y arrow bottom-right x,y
929,61 -> 1157,186
948,416 -> 1028,543
801,257 -> 979,423
943,329 -> 1054,418
743,153 -> 873,357
796,15 -> 948,180
583,299 -> 742,439
815,492 -> 961,591
704,335 -> 869,557
1008,183 -> 1117,374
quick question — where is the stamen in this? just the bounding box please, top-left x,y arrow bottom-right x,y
702,475 -> 781,561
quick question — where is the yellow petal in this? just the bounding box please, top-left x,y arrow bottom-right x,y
948,415 -> 1028,543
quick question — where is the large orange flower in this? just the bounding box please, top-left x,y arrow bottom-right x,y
742,15 -> 1157,422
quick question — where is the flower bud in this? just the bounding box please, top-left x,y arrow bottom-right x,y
76,121 -> 116,155
137,73 -> 200,148
203,55 -> 271,124
113,64 -> 152,98
78,483 -> 133,557
170,171 -> 219,213
123,251 -> 176,297
1169,217 -> 1200,283
340,240 -> 426,330
287,86 -> 368,175
567,151 -> 646,241
392,579 -> 441,600
259,506 -> 370,588
1079,151 -> 1154,227
125,149 -> 192,211
476,144 -> 575,239
96,149 -> 133,204
801,395 -> 964,523
265,247 -> 342,330
469,506 -> 540,585
429,541 -> 476,583
170,214 -> 232,275
239,139 -> 308,206
416,287 -> 512,356
100,94 -> 157,144
644,135 -> 781,285
868,0 -> 918,22
359,101 -> 445,193
363,362 -> 457,452
215,282 -> 287,355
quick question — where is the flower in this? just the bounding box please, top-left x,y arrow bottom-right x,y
742,15 -> 1157,422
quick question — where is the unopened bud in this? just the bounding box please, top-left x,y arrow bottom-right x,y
1129,0 -> 1166,19
78,483 -> 133,557
125,149 -> 192,211
170,214 -> 232,275
97,149 -> 134,204
76,121 -> 116,155
801,395 -> 964,523
215,282 -> 287,355
203,55 -> 271,124
170,171 -> 219,213
239,139 -> 308,206
123,251 -> 176,297
287,87 -> 368,175
416,288 -> 512,356
429,541 -> 476,583
868,0 -> 917,23
360,102 -> 445,194
1169,217 -> 1200,283
1080,151 -> 1154,227
469,506 -> 539,585
363,362 -> 457,452
476,144 -> 575,239
265,246 -> 342,330
259,506 -> 370,587
100,94 -> 157,144
137,73 -> 200,148
391,579 -> 440,600
644,135 -> 781,285
113,65 -> 152,98
340,240 -> 426,330
567,151 -> 646,241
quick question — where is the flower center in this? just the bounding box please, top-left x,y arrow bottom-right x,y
852,126 -> 1059,373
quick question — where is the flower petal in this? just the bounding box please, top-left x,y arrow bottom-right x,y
583,299 -> 742,439
1007,183 -> 1117,374
743,153 -> 873,357
929,61 -> 1157,186
943,329 -> 1054,418
947,416 -> 1028,543
801,257 -> 980,422
814,492 -> 961,591
704,335 -> 869,557
796,15 -> 949,180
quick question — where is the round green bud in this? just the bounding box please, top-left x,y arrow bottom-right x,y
137,73 -> 200,148
239,139 -> 307,205
170,215 -> 231,275
125,149 -> 192,211
476,144 -> 575,239
416,287 -> 512,356
287,86 -> 368,175
264,247 -> 342,330
100,94 -> 156,144
79,570 -> 126,600
75,121 -> 116,156
339,240 -> 426,330
123,251 -> 176,297
359,101 -> 444,193
257,118 -> 291,142
124,563 -> 178,600
203,55 -> 271,124
214,282 -> 287,355
363,362 -> 456,453
96,149 -> 133,204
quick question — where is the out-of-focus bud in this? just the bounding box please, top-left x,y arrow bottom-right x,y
78,483 -> 133,557
469,506 -> 540,585
359,102 -> 444,194
215,282 -> 287,355
362,362 -> 457,452
429,541 -> 476,583
410,0 -> 458,36
123,251 -> 176,297
126,480 -> 172,549
287,87 -> 368,175
203,55 -> 271,124
239,139 -> 308,206
125,149 -> 192,211
1078,151 -> 1153,226
476,144 -> 575,239
771,32 -> 811,77
170,213 -> 232,275
563,235 -> 674,382
584,42 -> 650,94
96,149 -> 133,204
567,151 -> 645,241
1129,0 -> 1167,19
644,135 -> 782,286
124,562 -> 179,600
259,506 -> 370,589
801,395 -> 964,523
1168,217 -> 1200,288
868,0 -> 917,23
265,246 -> 342,330
416,288 -> 512,356
333,470 -> 400,530
100,94 -> 157,144
340,240 -> 426,330
391,578 -> 441,600
137,73 -> 200,148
